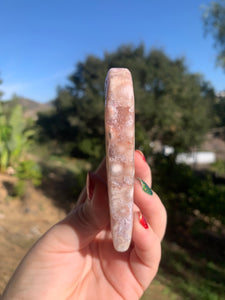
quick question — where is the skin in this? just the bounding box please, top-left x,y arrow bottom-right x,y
2,150 -> 167,300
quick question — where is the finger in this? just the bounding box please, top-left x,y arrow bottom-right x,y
50,172 -> 109,251
95,157 -> 107,180
135,150 -> 152,187
76,157 -> 107,205
130,211 -> 161,289
76,185 -> 87,205
134,178 -> 167,241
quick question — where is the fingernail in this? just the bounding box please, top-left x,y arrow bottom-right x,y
86,172 -> 95,201
136,150 -> 146,162
139,213 -> 149,229
136,178 -> 153,195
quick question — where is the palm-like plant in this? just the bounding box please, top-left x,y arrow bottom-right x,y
0,102 -> 33,171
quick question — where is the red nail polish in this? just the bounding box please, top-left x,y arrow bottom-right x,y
139,214 -> 149,229
86,172 -> 95,201
136,150 -> 146,162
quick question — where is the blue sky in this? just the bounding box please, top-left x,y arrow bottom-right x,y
0,0 -> 224,103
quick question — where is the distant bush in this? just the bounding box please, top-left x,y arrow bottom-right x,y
16,160 -> 42,185
153,154 -> 225,224
14,160 -> 42,197
210,159 -> 225,177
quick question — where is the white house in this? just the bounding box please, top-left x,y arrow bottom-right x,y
176,152 -> 216,165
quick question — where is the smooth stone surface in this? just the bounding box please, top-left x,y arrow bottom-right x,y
105,68 -> 135,252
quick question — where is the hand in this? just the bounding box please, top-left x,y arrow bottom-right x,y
2,150 -> 167,300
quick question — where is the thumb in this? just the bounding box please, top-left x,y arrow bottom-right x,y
59,172 -> 110,250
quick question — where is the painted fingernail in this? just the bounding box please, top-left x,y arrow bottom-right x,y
137,178 -> 153,195
139,213 -> 149,229
86,172 -> 95,201
136,150 -> 146,162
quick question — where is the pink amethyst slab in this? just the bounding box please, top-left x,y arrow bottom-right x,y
105,68 -> 135,252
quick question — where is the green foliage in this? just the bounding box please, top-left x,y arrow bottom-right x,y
38,44 -> 215,162
213,97 -> 225,126
8,105 -> 26,163
14,179 -> 26,198
78,138 -> 104,160
153,154 -> 225,224
156,241 -> 225,300
150,154 -> 225,299
210,159 -> 225,176
14,160 -> 42,197
0,102 -> 33,171
135,122 -> 152,156
202,0 -> 225,69
16,160 -> 42,186
0,101 -> 11,170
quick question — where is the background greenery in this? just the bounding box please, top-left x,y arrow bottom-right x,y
1,1 -> 225,299
37,45 -> 215,160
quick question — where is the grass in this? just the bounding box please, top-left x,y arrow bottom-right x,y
210,159 -> 225,177
141,208 -> 225,300
29,142 -> 91,174
141,277 -> 179,300
152,240 -> 225,300
48,154 -> 91,174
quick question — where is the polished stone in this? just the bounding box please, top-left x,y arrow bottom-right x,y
105,68 -> 135,252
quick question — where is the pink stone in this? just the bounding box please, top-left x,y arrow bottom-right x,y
105,68 -> 135,252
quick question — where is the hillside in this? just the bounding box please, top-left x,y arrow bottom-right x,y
2,97 -> 53,120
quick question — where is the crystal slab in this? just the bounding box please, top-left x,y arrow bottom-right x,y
105,68 -> 135,252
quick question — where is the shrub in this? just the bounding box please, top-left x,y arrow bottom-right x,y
14,160 -> 42,197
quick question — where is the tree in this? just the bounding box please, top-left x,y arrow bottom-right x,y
202,0 -> 225,69
214,96 -> 225,126
38,44 -> 215,161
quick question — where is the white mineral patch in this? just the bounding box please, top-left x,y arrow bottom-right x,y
111,163 -> 123,174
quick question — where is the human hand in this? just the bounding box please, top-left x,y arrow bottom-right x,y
2,150 -> 167,300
